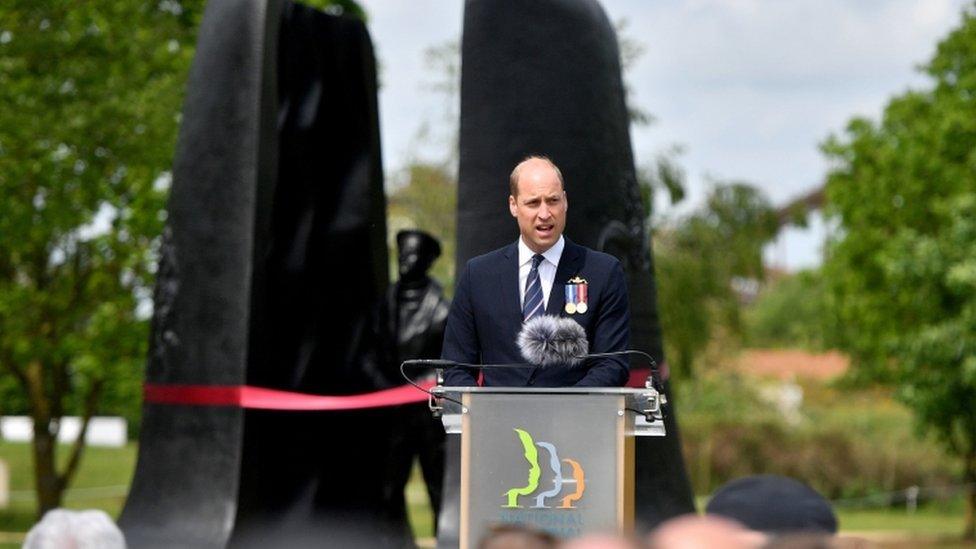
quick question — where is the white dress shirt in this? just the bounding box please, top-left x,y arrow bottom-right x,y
518,235 -> 565,309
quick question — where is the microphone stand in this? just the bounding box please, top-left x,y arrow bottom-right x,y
401,351 -> 668,422
399,359 -> 537,417
579,350 -> 668,421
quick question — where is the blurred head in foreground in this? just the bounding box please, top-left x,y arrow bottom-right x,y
762,532 -> 873,548
478,523 -> 557,549
558,533 -> 643,549
23,508 -> 126,549
648,514 -> 767,549
705,475 -> 838,535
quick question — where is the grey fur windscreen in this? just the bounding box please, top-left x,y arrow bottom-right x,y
517,315 -> 589,367
450,0 -> 696,534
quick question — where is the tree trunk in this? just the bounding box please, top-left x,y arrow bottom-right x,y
964,454 -> 975,541
25,360 -> 64,518
31,419 -> 63,517
60,381 -> 104,496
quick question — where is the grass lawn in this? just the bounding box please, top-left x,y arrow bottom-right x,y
0,440 -> 137,548
838,504 -> 967,535
405,464 -> 436,540
0,441 -> 437,545
1,441 -> 970,547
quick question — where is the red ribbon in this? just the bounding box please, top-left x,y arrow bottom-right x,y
627,364 -> 671,388
144,381 -> 434,410
143,365 -> 664,410
626,367 -> 650,388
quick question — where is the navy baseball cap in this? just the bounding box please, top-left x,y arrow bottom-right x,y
705,475 -> 838,534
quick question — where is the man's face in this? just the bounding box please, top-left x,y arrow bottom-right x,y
509,161 -> 567,253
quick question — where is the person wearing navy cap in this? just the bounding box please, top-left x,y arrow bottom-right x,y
705,475 -> 838,535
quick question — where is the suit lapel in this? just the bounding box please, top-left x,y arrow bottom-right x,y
547,239 -> 584,316
500,243 -> 522,323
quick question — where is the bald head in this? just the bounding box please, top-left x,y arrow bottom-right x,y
509,156 -> 564,197
508,155 -> 569,253
648,515 -> 767,549
559,533 -> 642,549
478,524 -> 556,549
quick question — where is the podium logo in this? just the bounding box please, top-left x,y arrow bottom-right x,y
503,428 -> 586,509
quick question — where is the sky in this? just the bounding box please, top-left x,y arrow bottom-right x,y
358,0 -> 971,271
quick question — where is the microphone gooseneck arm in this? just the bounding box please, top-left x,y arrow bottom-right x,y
400,359 -> 534,370
399,359 -> 541,409
399,360 -> 464,408
580,350 -> 664,392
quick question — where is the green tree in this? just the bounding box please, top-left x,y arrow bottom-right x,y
388,37 -> 461,290
0,0 -> 204,515
744,270 -> 830,350
387,163 -> 457,292
821,4 -> 976,538
654,182 -> 780,378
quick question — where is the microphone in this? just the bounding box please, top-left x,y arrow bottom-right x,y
400,358 -> 459,369
517,316 -> 666,394
517,315 -> 589,368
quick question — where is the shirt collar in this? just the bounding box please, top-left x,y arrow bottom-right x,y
518,235 -> 565,268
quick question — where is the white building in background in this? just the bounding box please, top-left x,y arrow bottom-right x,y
0,416 -> 127,448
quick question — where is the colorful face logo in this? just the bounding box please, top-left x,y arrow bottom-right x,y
502,428 -> 586,509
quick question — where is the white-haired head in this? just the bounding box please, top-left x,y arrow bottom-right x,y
23,508 -> 126,549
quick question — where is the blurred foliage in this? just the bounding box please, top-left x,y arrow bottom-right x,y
0,0 -> 204,514
386,162 -> 457,295
744,270 -> 832,351
653,182 -> 779,379
385,35 -> 461,285
678,372 -> 959,500
821,3 -> 976,538
636,145 -> 686,221
414,39 -> 460,163
615,18 -> 654,128
302,0 -> 365,19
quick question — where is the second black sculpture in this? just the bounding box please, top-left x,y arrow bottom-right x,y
378,230 -> 451,538
442,0 -> 697,542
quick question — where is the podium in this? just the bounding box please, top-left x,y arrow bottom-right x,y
433,386 -> 666,548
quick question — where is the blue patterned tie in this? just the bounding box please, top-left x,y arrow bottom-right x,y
522,254 -> 545,321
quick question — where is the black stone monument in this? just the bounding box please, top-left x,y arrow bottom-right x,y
119,1 -> 405,547
439,0 -> 697,544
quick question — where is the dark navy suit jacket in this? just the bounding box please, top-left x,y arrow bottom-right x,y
441,238 -> 629,387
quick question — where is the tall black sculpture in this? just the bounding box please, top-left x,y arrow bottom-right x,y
119,1 -> 405,547
378,230 -> 450,536
442,0 -> 696,541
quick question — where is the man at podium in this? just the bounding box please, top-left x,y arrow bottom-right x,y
442,156 -> 630,388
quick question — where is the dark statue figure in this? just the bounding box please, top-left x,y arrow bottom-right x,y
383,231 -> 451,369
378,230 -> 450,539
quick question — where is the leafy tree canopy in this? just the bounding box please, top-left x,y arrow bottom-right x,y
0,0 -> 206,515
386,162 -> 457,293
821,4 -> 976,538
654,182 -> 779,379
744,270 -> 831,351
